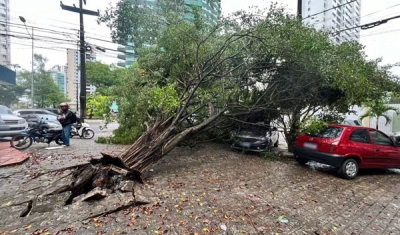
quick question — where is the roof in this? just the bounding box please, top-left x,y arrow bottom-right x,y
0,65 -> 16,85
329,124 -> 375,130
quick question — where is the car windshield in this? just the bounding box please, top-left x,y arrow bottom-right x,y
239,125 -> 268,135
37,114 -> 57,122
307,127 -> 343,138
316,127 -> 343,138
0,106 -> 13,115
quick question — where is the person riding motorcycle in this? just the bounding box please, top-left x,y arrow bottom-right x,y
57,103 -> 77,147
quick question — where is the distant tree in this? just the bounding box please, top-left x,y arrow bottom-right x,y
87,94 -> 112,118
0,85 -> 25,107
18,54 -> 67,108
85,61 -> 126,95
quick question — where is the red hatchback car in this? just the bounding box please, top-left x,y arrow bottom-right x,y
293,124 -> 400,179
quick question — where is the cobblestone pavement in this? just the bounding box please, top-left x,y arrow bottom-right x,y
1,138 -> 400,234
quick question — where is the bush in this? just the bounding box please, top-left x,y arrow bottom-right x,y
299,117 -> 328,135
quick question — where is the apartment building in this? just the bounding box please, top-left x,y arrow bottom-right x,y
117,0 -> 221,68
50,65 -> 67,95
66,49 -> 97,112
302,0 -> 361,43
0,0 -> 10,66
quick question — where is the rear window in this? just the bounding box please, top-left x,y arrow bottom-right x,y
309,127 -> 343,138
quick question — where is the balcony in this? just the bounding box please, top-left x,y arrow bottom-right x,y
117,61 -> 126,67
117,54 -> 126,60
117,46 -> 126,52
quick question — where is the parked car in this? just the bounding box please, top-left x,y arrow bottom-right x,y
0,105 -> 28,137
293,124 -> 400,179
20,114 -> 62,129
13,109 -> 57,117
342,119 -> 361,126
391,131 -> 400,144
231,125 -> 279,152
43,108 -> 59,115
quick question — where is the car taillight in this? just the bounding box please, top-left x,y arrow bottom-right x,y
330,140 -> 339,152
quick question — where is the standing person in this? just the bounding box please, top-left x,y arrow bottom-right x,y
57,103 -> 76,147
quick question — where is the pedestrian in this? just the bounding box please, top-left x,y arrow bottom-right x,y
57,102 -> 76,147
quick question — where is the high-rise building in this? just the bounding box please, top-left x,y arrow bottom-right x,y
66,49 -> 97,112
50,65 -> 67,95
0,0 -> 11,66
302,0 -> 361,44
117,0 -> 221,68
184,0 -> 221,24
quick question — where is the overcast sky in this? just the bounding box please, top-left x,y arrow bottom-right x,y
8,0 -> 400,75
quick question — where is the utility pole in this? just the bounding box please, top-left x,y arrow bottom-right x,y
75,82 -> 79,112
60,0 -> 99,122
31,27 -> 34,108
19,16 -> 34,108
297,0 -> 302,18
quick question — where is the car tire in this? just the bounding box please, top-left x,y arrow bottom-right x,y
338,159 -> 359,179
295,155 -> 308,165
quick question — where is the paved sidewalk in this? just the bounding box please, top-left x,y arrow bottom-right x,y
0,141 -> 29,167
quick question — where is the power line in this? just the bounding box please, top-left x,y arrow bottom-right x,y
6,19 -> 121,44
9,41 -> 120,61
333,14 -> 400,35
1,32 -> 77,44
362,3 -> 400,18
302,0 -> 357,20
1,19 -> 112,43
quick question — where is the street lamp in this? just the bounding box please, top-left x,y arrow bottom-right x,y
19,16 -> 34,108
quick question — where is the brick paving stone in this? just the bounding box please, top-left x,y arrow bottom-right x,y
3,143 -> 400,234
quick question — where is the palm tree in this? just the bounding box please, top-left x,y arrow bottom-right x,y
360,99 -> 399,130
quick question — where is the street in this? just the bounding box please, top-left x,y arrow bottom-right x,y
1,132 -> 400,234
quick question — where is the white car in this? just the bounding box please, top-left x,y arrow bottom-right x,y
0,105 -> 28,137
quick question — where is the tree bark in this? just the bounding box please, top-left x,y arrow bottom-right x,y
286,110 -> 301,153
118,108 -> 226,173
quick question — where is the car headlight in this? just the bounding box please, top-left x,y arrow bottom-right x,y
260,137 -> 267,141
18,119 -> 26,124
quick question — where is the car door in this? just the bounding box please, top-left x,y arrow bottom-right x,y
369,130 -> 400,168
347,129 -> 377,168
269,127 -> 279,145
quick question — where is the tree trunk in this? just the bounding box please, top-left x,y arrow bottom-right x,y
286,110 -> 301,153
376,116 -> 379,129
118,109 -> 226,173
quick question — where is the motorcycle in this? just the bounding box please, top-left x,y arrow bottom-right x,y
10,118 -> 63,150
70,122 -> 95,139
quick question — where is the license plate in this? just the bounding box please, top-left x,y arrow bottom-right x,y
240,142 -> 251,147
304,142 -> 317,150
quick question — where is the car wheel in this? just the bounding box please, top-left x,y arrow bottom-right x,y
295,155 -> 308,165
338,159 -> 358,179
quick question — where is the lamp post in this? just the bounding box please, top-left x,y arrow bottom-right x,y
19,16 -> 34,108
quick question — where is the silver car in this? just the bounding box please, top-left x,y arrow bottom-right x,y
0,105 -> 28,137
13,108 -> 57,117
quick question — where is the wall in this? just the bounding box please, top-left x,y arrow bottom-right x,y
345,104 -> 400,135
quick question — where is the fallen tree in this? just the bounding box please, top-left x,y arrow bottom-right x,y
98,5 -> 399,173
